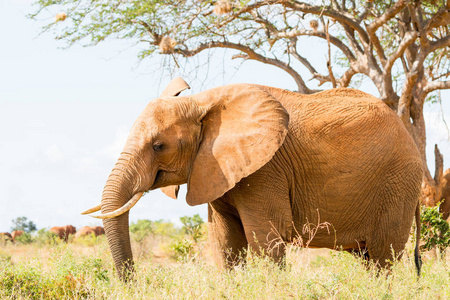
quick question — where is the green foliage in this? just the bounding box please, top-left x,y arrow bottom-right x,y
2,241 -> 450,299
130,219 -> 154,243
0,246 -> 111,299
152,220 -> 178,237
34,229 -> 58,246
75,233 -> 105,247
11,216 -> 37,233
171,238 -> 194,261
15,232 -> 33,244
180,214 -> 204,243
171,214 -> 206,260
420,205 -> 450,256
130,219 -> 179,243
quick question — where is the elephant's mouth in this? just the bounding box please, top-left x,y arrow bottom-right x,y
152,170 -> 165,188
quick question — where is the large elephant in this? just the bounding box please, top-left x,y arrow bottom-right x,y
74,226 -> 105,238
0,232 -> 13,243
83,78 -> 423,279
439,169 -> 450,220
49,225 -> 76,242
11,230 -> 23,242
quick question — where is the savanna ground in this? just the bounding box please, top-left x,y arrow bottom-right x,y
1,215 -> 450,300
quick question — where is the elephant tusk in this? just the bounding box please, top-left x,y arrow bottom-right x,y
90,192 -> 144,219
81,204 -> 102,215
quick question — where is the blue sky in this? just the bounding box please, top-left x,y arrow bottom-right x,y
1,0 -> 449,232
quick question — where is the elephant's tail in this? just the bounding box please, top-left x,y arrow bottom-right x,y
414,203 -> 422,277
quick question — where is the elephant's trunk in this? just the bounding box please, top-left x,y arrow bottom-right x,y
101,154 -> 141,280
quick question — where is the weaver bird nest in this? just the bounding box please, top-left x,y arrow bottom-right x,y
55,13 -> 67,22
310,20 -> 319,32
214,0 -> 233,15
159,36 -> 177,54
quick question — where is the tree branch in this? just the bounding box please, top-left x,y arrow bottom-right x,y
281,1 -> 370,46
424,5 -> 450,32
384,31 -> 418,80
325,21 -> 337,88
288,37 -> 356,88
424,80 -> 450,93
275,28 -> 356,61
130,20 -> 160,43
337,68 -> 357,87
397,72 -> 419,123
176,40 -> 315,94
366,0 -> 409,66
427,34 -> 450,54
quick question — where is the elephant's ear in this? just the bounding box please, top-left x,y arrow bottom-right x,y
159,77 -> 190,199
186,84 -> 289,206
160,77 -> 190,97
160,185 -> 180,200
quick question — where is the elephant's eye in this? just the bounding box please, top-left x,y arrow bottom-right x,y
153,142 -> 164,152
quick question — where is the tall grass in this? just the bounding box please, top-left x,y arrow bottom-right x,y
1,236 -> 450,299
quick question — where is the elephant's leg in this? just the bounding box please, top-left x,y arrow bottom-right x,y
230,170 -> 293,264
208,197 -> 248,268
366,168 -> 419,269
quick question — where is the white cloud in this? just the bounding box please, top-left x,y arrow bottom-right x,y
44,144 -> 64,163
99,126 -> 129,160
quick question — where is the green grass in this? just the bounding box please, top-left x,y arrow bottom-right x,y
1,237 -> 450,299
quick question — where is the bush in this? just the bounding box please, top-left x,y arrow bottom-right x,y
14,232 -> 33,244
74,234 -> 105,247
34,229 -> 58,246
152,220 -> 179,238
180,214 -> 204,243
420,205 -> 450,257
171,238 -> 194,261
130,219 -> 154,243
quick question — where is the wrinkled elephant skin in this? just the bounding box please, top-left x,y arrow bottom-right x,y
93,82 -> 423,279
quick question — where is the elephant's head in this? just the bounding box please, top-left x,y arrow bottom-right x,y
83,78 -> 289,279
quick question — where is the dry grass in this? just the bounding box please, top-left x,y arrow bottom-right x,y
1,236 -> 450,299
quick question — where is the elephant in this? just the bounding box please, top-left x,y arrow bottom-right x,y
439,169 -> 450,220
74,226 -> 105,238
11,230 -> 23,241
0,232 -> 13,243
83,78 -> 423,280
49,225 -> 76,242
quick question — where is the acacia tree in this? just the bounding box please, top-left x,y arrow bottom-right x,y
31,0 -> 450,207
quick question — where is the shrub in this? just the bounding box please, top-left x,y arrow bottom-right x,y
75,234 -> 105,247
130,219 -> 154,243
14,232 -> 33,244
180,214 -> 204,243
34,229 -> 58,246
420,205 -> 450,257
153,220 -> 179,237
171,238 -> 194,261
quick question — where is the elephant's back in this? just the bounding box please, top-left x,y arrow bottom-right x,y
261,86 -> 422,240
263,86 -> 419,160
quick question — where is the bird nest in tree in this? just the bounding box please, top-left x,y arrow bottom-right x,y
310,20 -> 319,32
159,36 -> 177,54
214,0 -> 233,15
55,13 -> 67,22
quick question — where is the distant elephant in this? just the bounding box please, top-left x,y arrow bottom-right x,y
439,169 -> 450,220
75,226 -> 105,238
0,232 -> 13,243
49,225 -> 76,242
83,78 -> 423,280
11,230 -> 23,241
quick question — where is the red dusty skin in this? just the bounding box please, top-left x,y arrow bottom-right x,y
101,161 -> 137,280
